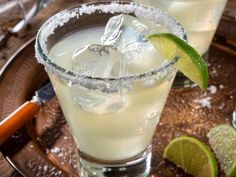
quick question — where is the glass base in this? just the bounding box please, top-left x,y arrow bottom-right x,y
78,146 -> 152,177
172,52 -> 209,88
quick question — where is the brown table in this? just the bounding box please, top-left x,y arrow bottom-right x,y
0,0 -> 235,176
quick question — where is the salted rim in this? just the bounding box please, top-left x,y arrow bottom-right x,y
35,1 -> 187,83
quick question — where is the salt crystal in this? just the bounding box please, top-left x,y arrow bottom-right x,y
50,147 -> 61,154
212,68 -> 217,74
144,78 -> 155,87
207,85 -> 217,94
43,165 -> 48,172
58,153 -> 64,157
46,148 -> 50,154
194,97 -> 212,109
218,103 -> 225,110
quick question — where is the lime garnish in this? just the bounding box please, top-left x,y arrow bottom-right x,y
148,33 -> 209,89
163,136 -> 218,177
207,125 -> 236,177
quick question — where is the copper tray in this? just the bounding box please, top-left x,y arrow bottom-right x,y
0,38 -> 235,177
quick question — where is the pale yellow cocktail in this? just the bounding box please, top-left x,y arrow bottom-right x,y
35,2 -> 186,176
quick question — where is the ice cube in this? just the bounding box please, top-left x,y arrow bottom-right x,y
72,44 -> 122,77
101,14 -> 166,74
101,14 -> 123,47
71,44 -> 127,114
70,86 -> 127,114
101,14 -> 151,51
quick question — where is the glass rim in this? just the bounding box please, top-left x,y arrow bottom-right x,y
35,1 -> 187,83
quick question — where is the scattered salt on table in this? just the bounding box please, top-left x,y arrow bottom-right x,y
207,85 -> 217,94
50,147 -> 61,154
194,97 -> 212,109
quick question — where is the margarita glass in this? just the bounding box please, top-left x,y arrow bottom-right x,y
133,0 -> 227,87
133,0 -> 228,56
35,1 -> 186,176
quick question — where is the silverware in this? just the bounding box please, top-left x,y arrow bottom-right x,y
0,0 -> 54,49
0,82 -> 55,145
11,0 -> 54,33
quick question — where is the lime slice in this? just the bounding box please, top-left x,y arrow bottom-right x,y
207,125 -> 236,177
163,136 -> 218,177
148,33 -> 209,89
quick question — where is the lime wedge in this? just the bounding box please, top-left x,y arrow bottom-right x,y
148,33 -> 209,89
207,125 -> 236,177
163,136 -> 218,177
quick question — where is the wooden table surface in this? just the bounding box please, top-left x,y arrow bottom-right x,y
0,0 -> 235,176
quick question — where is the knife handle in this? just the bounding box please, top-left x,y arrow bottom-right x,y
0,100 -> 40,145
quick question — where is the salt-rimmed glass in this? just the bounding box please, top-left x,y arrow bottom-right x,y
35,1 -> 186,176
